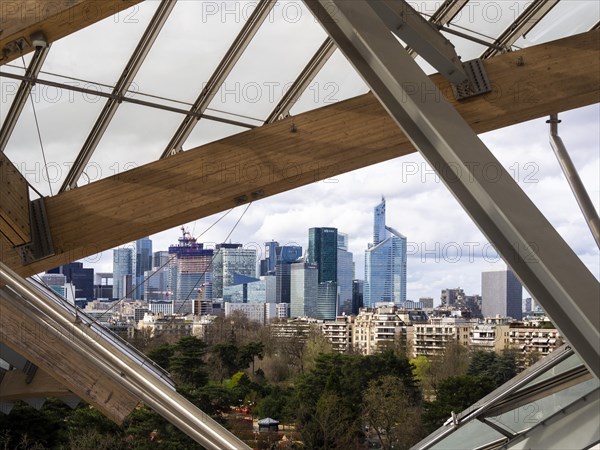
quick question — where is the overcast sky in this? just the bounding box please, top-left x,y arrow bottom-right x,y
1,1 -> 598,303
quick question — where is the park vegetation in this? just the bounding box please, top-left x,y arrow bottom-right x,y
0,313 -> 521,449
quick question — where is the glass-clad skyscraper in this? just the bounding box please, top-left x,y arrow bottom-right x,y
308,227 -> 338,319
364,197 -> 407,306
135,237 -> 152,300
168,228 -> 213,314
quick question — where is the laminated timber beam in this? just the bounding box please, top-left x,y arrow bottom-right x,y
0,0 -> 143,65
0,368 -> 72,402
0,30 -> 599,276
0,152 -> 30,246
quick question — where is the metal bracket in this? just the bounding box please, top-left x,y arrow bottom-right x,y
16,197 -> 55,265
23,360 -> 38,384
1,37 -> 31,62
452,59 -> 492,100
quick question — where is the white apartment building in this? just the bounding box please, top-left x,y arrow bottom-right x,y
352,305 -> 407,355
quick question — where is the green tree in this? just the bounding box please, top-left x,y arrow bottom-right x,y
146,342 -> 175,370
169,336 -> 208,387
468,350 -> 518,388
362,375 -> 424,450
423,375 -> 496,433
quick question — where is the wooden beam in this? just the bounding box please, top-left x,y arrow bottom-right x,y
0,367 -> 71,401
0,0 -> 144,65
0,152 -> 30,246
0,288 -> 139,423
1,30 -> 599,276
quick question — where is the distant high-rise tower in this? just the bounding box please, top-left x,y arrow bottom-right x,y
274,245 -> 303,303
308,227 -> 338,283
261,240 -> 279,275
364,197 -> 407,306
308,227 -> 338,319
290,262 -> 318,318
482,268 -> 523,320
134,237 -> 152,300
48,262 -> 94,301
337,232 -> 354,315
212,243 -> 257,299
168,228 -> 213,314
113,247 -> 133,299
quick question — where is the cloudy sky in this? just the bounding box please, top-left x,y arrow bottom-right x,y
2,1 -> 598,303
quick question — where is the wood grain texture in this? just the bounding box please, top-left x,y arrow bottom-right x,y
0,368 -> 71,401
0,0 -> 143,64
1,30 -> 598,276
0,152 -> 30,245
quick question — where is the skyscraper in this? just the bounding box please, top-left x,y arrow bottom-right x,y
274,244 -> 303,303
135,237 -> 152,300
168,228 -> 213,314
48,262 -> 94,301
212,243 -> 257,299
364,197 -> 407,306
481,268 -> 523,320
308,227 -> 338,319
337,233 -> 354,315
290,261 -> 318,318
308,227 -> 338,283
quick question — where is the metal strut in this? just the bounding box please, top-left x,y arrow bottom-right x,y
548,114 -> 600,248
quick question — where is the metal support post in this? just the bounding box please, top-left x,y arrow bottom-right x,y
303,0 -> 600,378
548,115 -> 600,248
0,44 -> 49,153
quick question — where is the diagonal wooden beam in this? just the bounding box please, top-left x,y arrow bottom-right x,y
1,30 -> 598,276
0,0 -> 144,65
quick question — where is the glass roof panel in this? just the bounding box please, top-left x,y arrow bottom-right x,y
3,81 -> 107,195
513,0 -> 599,48
430,419 -> 505,450
487,378 -> 599,434
517,352 -> 584,391
131,1 -> 253,106
289,49 -> 368,116
448,1 -> 531,43
183,118 -> 247,151
441,30 -> 489,61
205,2 -> 327,122
41,2 -> 158,87
88,102 -> 183,183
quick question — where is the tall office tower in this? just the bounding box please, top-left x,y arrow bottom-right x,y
481,268 -> 523,320
275,245 -> 303,303
308,227 -> 338,283
364,197 -> 407,306
337,232 -> 349,251
352,279 -> 364,315
261,240 -> 279,276
290,262 -> 318,318
317,281 -> 337,319
153,250 -> 171,269
337,236 -> 354,314
308,227 -> 338,319
134,237 -> 152,300
144,266 -> 170,301
168,228 -> 213,314
212,243 -> 257,299
48,262 -> 95,301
